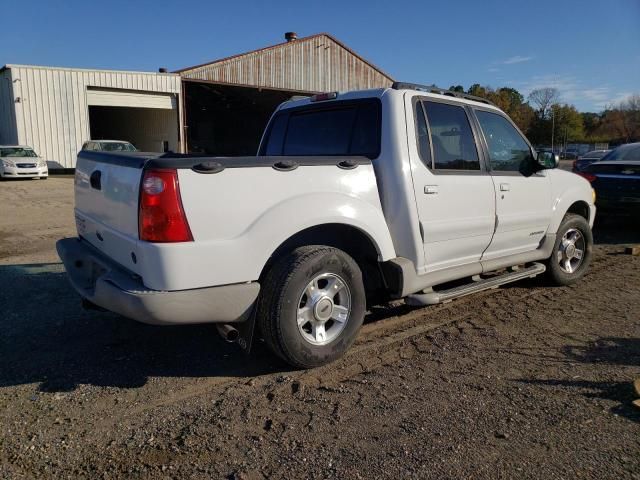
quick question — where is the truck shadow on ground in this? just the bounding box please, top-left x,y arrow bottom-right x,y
0,263 -> 294,392
0,263 -> 421,393
518,337 -> 640,423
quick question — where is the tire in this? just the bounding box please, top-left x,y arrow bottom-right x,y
257,245 -> 366,368
544,213 -> 593,286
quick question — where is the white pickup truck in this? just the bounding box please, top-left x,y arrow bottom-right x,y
57,82 -> 596,368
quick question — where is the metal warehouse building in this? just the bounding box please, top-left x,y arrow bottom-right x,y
0,32 -> 393,168
0,65 -> 182,168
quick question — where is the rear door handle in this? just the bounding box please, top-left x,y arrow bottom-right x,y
424,185 -> 439,195
500,183 -> 510,192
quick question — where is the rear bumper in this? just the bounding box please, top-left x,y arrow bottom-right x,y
56,237 -> 260,325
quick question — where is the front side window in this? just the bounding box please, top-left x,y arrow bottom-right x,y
260,100 -> 380,159
422,101 -> 480,170
475,110 -> 532,172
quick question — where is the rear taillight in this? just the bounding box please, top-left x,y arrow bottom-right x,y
572,160 -> 578,170
577,172 -> 597,183
139,169 -> 193,242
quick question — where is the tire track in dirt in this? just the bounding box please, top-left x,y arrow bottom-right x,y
98,246 -> 623,428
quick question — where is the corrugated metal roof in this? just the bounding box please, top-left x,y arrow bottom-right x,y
176,33 -> 394,93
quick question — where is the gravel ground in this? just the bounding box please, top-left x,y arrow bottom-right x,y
0,176 -> 639,479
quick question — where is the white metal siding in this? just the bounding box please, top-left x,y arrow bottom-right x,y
0,69 -> 19,145
7,65 -> 181,168
86,88 -> 177,109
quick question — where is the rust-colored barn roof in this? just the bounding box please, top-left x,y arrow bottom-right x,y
175,33 -> 394,93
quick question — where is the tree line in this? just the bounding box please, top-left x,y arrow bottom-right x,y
448,84 -> 640,147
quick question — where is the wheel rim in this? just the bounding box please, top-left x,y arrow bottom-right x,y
557,228 -> 586,274
297,273 -> 351,346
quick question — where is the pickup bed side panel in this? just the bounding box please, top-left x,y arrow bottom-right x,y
133,164 -> 395,291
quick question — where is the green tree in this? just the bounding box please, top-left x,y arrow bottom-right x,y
448,85 -> 464,93
467,84 -> 488,98
551,104 -> 585,146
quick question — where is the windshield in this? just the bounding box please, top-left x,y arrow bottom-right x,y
601,144 -> 640,161
101,142 -> 136,152
0,147 -> 38,158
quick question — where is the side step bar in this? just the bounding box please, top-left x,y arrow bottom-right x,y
406,263 -> 546,306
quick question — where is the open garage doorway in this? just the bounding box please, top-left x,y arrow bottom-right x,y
89,106 -> 179,153
183,80 -> 309,155
86,87 -> 180,153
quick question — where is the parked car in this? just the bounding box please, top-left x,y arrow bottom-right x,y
561,149 -> 579,160
0,145 -> 48,180
57,83 -> 595,368
573,149 -> 611,172
578,146 -> 640,217
81,140 -> 137,152
598,142 -> 640,162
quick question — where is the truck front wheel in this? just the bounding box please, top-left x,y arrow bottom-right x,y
545,213 -> 593,286
257,246 -> 366,368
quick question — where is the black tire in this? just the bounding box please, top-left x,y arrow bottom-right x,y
257,245 -> 365,368
544,213 -> 593,286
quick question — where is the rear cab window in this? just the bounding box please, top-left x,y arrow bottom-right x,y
259,99 -> 381,159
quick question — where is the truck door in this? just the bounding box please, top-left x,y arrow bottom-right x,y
472,109 -> 552,260
408,98 -> 496,272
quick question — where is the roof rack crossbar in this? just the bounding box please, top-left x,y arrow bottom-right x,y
391,82 -> 495,106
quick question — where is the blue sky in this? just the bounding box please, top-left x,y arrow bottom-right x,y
2,0 -> 638,112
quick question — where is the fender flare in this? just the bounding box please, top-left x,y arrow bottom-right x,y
549,187 -> 594,233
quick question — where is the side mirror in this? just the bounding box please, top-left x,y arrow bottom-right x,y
536,151 -> 560,169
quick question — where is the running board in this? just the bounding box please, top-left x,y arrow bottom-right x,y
406,263 -> 546,306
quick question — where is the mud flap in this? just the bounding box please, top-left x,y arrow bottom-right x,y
235,309 -> 257,354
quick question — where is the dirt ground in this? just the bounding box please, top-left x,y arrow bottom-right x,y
1,176 -> 639,479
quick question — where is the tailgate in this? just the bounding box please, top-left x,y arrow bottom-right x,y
74,151 -> 153,272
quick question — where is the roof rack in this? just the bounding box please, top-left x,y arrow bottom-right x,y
391,82 -> 495,106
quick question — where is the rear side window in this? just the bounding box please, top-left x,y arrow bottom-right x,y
475,110 -> 532,172
260,100 -> 381,159
421,101 -> 480,170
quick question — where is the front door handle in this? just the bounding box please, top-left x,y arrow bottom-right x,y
500,183 -> 510,192
424,185 -> 439,195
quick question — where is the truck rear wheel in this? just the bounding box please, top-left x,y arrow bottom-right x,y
257,246 -> 365,368
544,213 -> 593,286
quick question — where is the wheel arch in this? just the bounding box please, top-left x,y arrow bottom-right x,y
259,223 -> 390,304
566,200 -> 591,223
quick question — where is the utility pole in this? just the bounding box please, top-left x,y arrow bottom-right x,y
551,108 -> 555,153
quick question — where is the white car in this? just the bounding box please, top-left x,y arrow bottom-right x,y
57,83 -> 596,368
0,145 -> 48,179
81,140 -> 137,152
